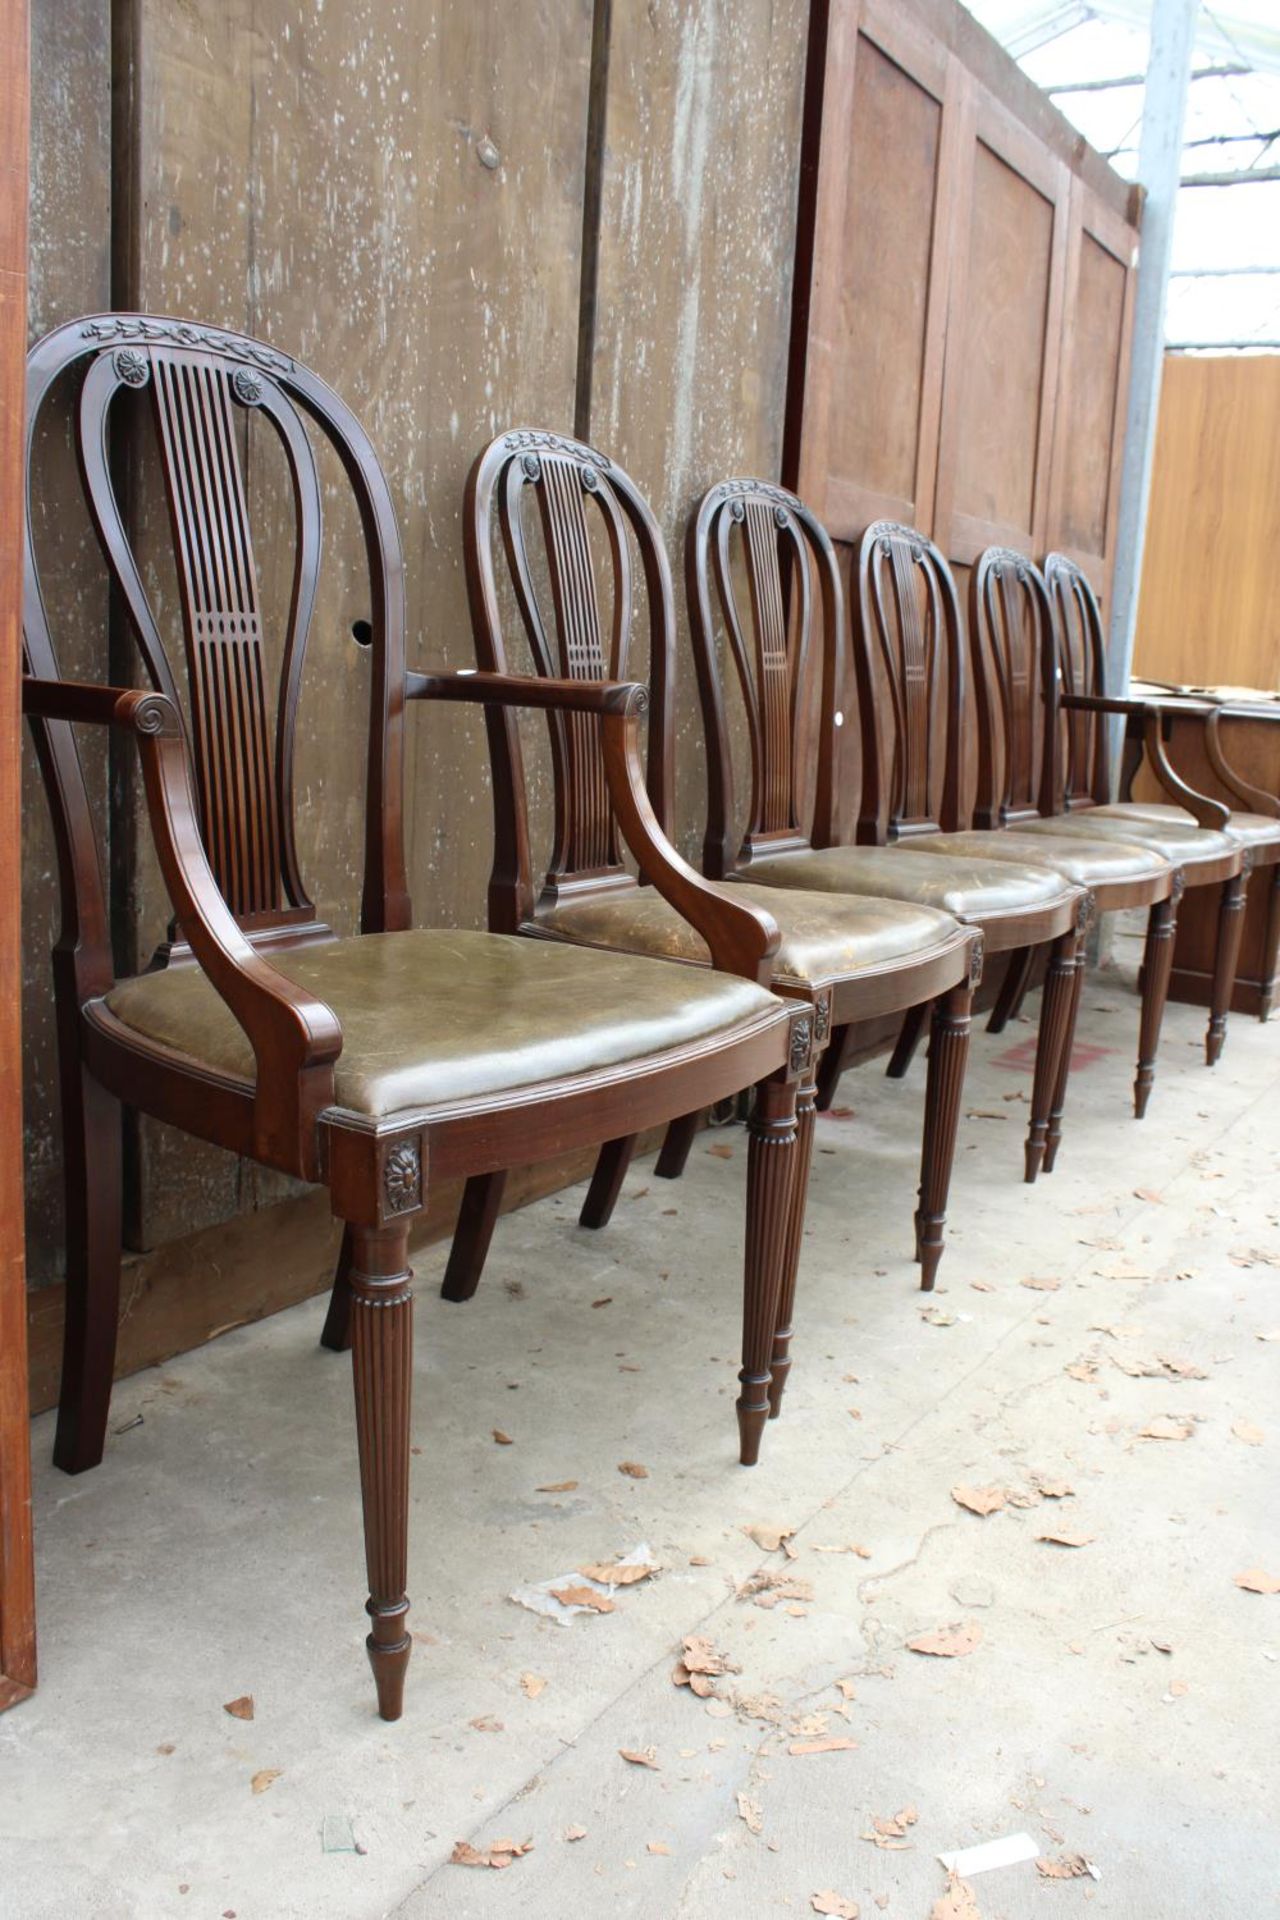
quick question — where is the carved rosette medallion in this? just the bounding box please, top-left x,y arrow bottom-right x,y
231,368 -> 264,406
113,348 -> 150,389
383,1141 -> 422,1216
789,1014 -> 813,1075
814,993 -> 832,1047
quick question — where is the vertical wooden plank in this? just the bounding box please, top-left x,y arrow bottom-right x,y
1134,353 -> 1280,692
787,0 -> 962,541
0,0 -> 36,1710
933,78 -> 1071,565
588,0 -> 810,862
1044,177 -> 1138,603
23,0 -> 112,1288
120,0 -> 593,1249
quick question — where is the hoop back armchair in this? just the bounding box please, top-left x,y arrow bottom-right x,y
22,319 -> 808,1720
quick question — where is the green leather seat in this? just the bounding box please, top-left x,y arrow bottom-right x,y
104,929 -> 780,1116
893,829 -> 1172,887
1085,802 -> 1280,850
739,845 -> 1077,923
1015,812 -> 1238,865
541,880 -> 961,988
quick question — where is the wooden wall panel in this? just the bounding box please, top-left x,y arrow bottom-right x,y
933,90 -> 1069,564
1,0 -> 35,1710
22,0 -> 111,1281
1046,184 -> 1136,593
1134,353 -> 1280,692
114,0 -> 593,1248
588,0 -> 809,863
786,0 -> 1139,840
792,0 -> 958,540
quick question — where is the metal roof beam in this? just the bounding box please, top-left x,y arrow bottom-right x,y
1179,163 -> 1280,185
1049,60 -> 1249,93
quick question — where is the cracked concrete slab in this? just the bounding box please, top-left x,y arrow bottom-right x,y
4,946 -> 1277,1919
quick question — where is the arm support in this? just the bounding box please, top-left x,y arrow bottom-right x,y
23,678 -> 342,1173
407,667 -> 781,983
1205,708 -> 1279,818
1060,692 -> 1231,831
406,667 -> 643,716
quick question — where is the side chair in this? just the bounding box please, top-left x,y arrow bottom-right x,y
22,316 -> 812,1721
684,494 -> 1087,1186
443,433 -> 981,1347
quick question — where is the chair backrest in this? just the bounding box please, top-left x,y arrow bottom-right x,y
23,313 -> 410,986
464,429 -> 675,926
967,546 -> 1058,829
1043,551 -> 1111,810
851,520 -> 964,843
685,477 -> 842,879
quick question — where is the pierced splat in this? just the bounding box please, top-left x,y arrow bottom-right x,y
25,314 -> 410,960
852,522 -> 963,843
1043,553 -> 1112,810
968,547 -> 1056,830
465,430 -> 675,920
686,479 -> 836,878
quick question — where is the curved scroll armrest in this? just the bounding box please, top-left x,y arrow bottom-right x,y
23,677 -> 343,1174
406,667 -> 643,717
600,707 -> 781,986
1060,691 -> 1230,830
1205,709 -> 1279,818
404,668 -> 782,982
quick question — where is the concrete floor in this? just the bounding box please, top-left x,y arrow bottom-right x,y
4,948 -> 1279,1920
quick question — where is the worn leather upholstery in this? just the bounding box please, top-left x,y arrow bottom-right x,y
1017,812 -> 1239,865
741,846 -> 1077,923
898,829 -> 1172,888
103,929 -> 781,1115
1085,802 -> 1280,850
540,881 -> 961,988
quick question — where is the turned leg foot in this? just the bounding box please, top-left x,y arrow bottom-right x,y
54,1066 -> 123,1475
579,1135 -> 636,1228
1025,931 -> 1077,1183
349,1222 -> 414,1721
915,984 -> 971,1290
1206,867 -> 1248,1065
739,1076 -> 804,1464
1135,886 -> 1179,1117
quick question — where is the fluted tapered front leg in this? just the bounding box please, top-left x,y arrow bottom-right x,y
767,1073 -> 817,1424
739,1076 -> 801,1466
1043,926 -> 1087,1174
1025,931 -> 1078,1183
915,983 -> 972,1291
1207,865 -> 1248,1065
349,1222 -> 414,1721
1135,887 -> 1180,1117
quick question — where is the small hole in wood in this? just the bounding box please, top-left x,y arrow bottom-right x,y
351,619 -> 373,648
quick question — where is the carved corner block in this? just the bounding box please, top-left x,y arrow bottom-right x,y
325,1118 -> 428,1229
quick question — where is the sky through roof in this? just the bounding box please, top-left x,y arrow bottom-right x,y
964,1 -> 1280,348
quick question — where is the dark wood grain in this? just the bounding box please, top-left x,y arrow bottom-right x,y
0,0 -> 34,1714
